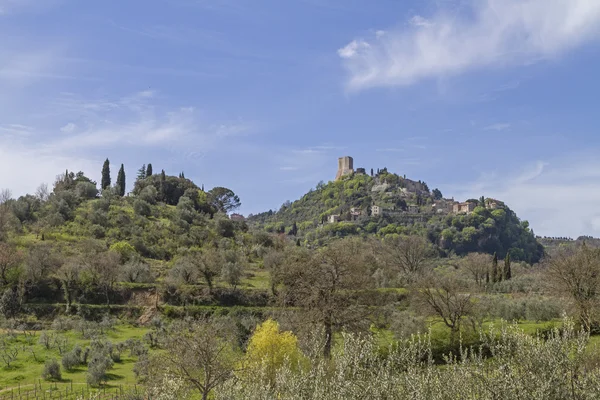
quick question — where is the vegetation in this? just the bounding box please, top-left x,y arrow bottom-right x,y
249,171 -> 543,263
0,160 -> 599,399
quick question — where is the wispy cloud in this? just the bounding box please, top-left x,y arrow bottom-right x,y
484,123 -> 511,131
339,0 -> 600,90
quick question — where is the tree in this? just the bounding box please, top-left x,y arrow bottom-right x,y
547,245 -> 600,332
0,288 -> 20,318
432,188 -> 443,200
274,238 -> 374,358
413,273 -> 475,341
150,319 -> 238,400
194,248 -> 222,292
221,249 -> 246,289
137,164 -> 146,181
101,159 -> 111,190
116,164 -> 126,196
504,253 -> 512,280
0,243 -> 22,286
243,319 -> 302,385
208,187 -> 241,213
146,163 -> 153,177
461,253 -> 492,288
492,253 -> 499,283
85,250 -> 120,305
382,235 -> 434,283
54,259 -> 81,313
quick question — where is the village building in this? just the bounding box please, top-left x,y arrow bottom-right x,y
453,202 -> 476,214
371,205 -> 382,217
407,205 -> 420,214
328,214 -> 341,223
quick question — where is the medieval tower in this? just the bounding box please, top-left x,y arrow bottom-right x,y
335,156 -> 354,181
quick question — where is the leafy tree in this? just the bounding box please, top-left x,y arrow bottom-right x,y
0,288 -> 20,318
432,188 -> 443,200
101,159 -> 111,190
209,187 -> 241,213
54,259 -> 81,313
221,249 -> 246,289
146,163 -> 153,177
0,243 -> 22,286
42,359 -> 62,381
137,164 -> 146,181
116,164 -> 126,196
243,319 -> 302,385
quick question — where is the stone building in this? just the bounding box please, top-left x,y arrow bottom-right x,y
371,205 -> 381,217
453,202 -> 476,214
328,215 -> 341,223
407,205 -> 419,214
335,156 -> 354,181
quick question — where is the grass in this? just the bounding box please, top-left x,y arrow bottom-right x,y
0,325 -> 150,391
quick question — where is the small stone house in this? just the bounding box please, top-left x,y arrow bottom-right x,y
328,215 -> 341,223
453,202 -> 476,214
371,205 -> 382,217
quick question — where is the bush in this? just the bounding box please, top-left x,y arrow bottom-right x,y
42,359 -> 62,381
62,350 -> 81,371
87,353 -> 113,386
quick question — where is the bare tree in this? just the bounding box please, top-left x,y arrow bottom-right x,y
0,189 -> 13,239
382,235 -> 435,283
275,237 -> 374,358
0,243 -> 22,286
546,244 -> 600,332
35,183 -> 50,202
460,253 -> 493,288
149,319 -> 238,400
412,273 -> 475,340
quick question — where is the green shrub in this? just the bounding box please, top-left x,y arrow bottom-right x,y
42,359 -> 62,381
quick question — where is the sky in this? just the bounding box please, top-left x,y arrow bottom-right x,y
1,0 -> 600,238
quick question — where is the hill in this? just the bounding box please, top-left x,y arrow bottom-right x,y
248,164 -> 544,263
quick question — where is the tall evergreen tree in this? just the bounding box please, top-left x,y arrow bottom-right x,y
136,164 -> 146,181
492,253 -> 498,283
116,164 -> 126,196
370,168 -> 374,176
101,159 -> 111,190
504,253 -> 512,280
146,163 -> 153,177
159,169 -> 166,201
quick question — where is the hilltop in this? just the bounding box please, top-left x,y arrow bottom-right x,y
249,156 -> 544,263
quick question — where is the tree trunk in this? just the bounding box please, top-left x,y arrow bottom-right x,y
324,318 -> 333,359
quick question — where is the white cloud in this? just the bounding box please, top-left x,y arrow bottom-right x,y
484,123 -> 511,131
339,0 -> 600,90
447,155 -> 600,238
338,39 -> 370,59
60,122 -> 76,133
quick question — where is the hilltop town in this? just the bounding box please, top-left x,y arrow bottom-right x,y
248,156 -> 542,263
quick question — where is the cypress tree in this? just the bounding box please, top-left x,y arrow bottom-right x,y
492,253 -> 498,283
146,163 -> 153,177
296,238 -> 301,246
370,168 -> 374,177
136,164 -> 146,181
159,170 -> 166,201
116,164 -> 126,196
101,159 -> 111,190
504,253 -> 512,280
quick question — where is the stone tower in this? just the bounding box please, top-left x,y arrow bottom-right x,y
335,156 -> 354,181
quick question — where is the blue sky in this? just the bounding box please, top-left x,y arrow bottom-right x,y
1,0 -> 600,238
